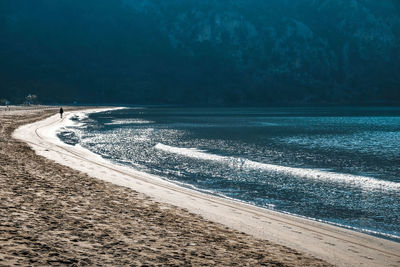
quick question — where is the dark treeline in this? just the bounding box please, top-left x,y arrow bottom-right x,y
0,0 -> 399,105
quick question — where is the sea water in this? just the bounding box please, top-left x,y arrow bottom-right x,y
58,107 -> 400,241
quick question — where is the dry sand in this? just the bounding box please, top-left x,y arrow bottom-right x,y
2,106 -> 400,266
1,107 -> 330,266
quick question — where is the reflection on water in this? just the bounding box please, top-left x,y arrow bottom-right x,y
58,107 -> 400,241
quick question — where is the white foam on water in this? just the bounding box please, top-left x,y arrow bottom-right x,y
154,143 -> 400,191
57,107 -> 129,143
63,112 -> 89,127
104,119 -> 154,125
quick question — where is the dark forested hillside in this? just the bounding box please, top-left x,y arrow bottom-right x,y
0,0 -> 399,105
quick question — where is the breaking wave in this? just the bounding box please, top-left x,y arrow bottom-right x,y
155,143 -> 400,191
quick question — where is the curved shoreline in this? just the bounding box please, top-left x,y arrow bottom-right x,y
13,108 -> 400,266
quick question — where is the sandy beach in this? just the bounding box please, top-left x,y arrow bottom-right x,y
2,106 -> 400,266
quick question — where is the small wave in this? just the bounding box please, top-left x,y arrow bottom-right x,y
154,143 -> 400,191
69,112 -> 89,121
104,119 -> 154,126
56,128 -> 80,146
63,112 -> 89,127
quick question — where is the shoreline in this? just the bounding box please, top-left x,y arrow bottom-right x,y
41,107 -> 400,242
12,107 -> 400,266
2,106 -> 330,266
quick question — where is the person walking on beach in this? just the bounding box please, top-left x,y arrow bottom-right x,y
59,107 -> 64,118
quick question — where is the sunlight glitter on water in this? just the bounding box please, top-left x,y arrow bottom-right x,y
58,107 -> 400,241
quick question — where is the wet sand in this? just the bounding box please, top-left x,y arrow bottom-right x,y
1,106 -> 330,266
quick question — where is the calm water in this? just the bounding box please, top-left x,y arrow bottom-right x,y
58,107 -> 400,241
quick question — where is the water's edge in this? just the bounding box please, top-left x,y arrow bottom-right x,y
57,107 -> 400,242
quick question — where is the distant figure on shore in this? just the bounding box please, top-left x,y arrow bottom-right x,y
59,107 -> 64,118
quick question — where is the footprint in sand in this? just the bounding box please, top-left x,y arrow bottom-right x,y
361,255 -> 374,260
348,248 -> 359,253
230,209 -> 241,214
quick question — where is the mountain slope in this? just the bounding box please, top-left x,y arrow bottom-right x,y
0,0 -> 399,105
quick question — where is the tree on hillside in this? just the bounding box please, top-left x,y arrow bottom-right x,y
0,99 -> 9,105
25,94 -> 38,105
